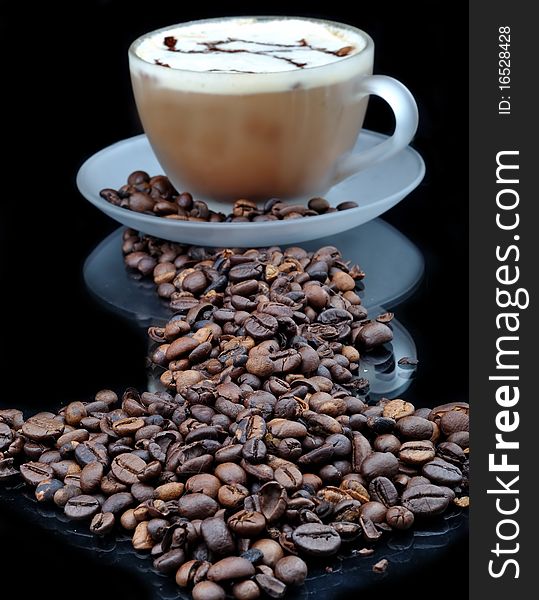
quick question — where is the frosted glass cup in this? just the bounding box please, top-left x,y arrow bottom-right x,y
129,16 -> 419,201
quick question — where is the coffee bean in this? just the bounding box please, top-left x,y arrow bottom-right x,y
383,399 -> 415,420
396,416 -> 435,440
75,441 -> 109,468
185,473 -> 221,498
228,510 -> 266,537
436,441 -> 466,465
178,493 -> 219,519
242,438 -> 267,463
274,556 -> 308,586
22,416 -> 64,442
111,453 -> 146,484
35,478 -> 64,502
64,494 -> 101,520
402,484 -> 452,516
354,322 -> 393,350
90,511 -> 115,535
153,548 -> 186,573
214,462 -> 247,485
244,313 -> 278,340
193,581 -> 226,600
440,411 -> 469,435
422,458 -> 463,486
399,440 -> 435,464
102,492 -> 134,514
201,516 -> 235,555
232,580 -> 261,600
80,462 -> 104,493
251,538 -> 284,567
292,523 -> 341,556
258,481 -> 287,522
20,461 -> 54,486
358,501 -> 387,523
255,574 -> 287,598
386,505 -> 414,530
360,452 -> 399,479
208,556 -> 255,581
368,477 -> 398,507
274,466 -> 302,492
132,521 -> 154,550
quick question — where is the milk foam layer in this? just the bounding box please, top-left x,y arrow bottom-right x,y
135,18 -> 366,73
130,18 -> 372,94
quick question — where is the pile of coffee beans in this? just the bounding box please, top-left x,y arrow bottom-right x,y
0,389 -> 469,599
101,171 -> 358,222
140,237 -> 394,396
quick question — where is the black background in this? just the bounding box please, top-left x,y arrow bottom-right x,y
0,1 -> 468,597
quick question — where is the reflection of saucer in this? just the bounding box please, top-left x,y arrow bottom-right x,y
83,219 -> 424,326
77,131 -> 425,246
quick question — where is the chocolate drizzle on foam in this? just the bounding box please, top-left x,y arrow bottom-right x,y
158,35 -> 354,70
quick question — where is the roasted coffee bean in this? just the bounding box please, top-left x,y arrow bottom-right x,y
360,452 -> 399,479
274,466 -> 302,492
53,484 -> 82,508
153,548 -> 186,573
397,416 -> 435,440
399,440 -> 435,464
102,492 -> 134,514
111,453 -> 146,484
252,538 -> 284,567
178,493 -> 219,519
232,580 -> 261,600
90,511 -> 115,535
402,484 -> 452,516
185,473 -> 221,498
193,581 -> 226,600
74,442 -> 109,468
292,523 -> 341,556
373,434 -> 401,454
0,457 -> 19,480
440,410 -> 469,435
368,477 -> 398,507
258,481 -> 287,522
20,461 -> 54,486
274,556 -> 308,585
80,462 -> 104,493
244,313 -> 279,340
214,462 -> 247,485
422,458 -> 463,486
208,556 -> 256,581
386,505 -> 415,530
354,321 -> 393,350
242,438 -> 267,463
21,415 -> 64,442
201,516 -> 235,555
383,399 -> 415,420
218,483 -> 249,508
359,501 -> 387,523
330,520 -> 362,541
64,494 -> 101,521
228,510 -> 266,537
436,441 -> 466,465
35,478 -> 64,502
255,574 -> 287,599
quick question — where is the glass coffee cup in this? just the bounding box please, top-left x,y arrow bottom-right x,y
129,16 -> 418,201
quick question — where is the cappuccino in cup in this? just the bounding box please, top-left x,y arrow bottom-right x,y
129,17 -> 417,201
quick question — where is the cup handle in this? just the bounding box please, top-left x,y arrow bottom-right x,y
333,75 -> 419,184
